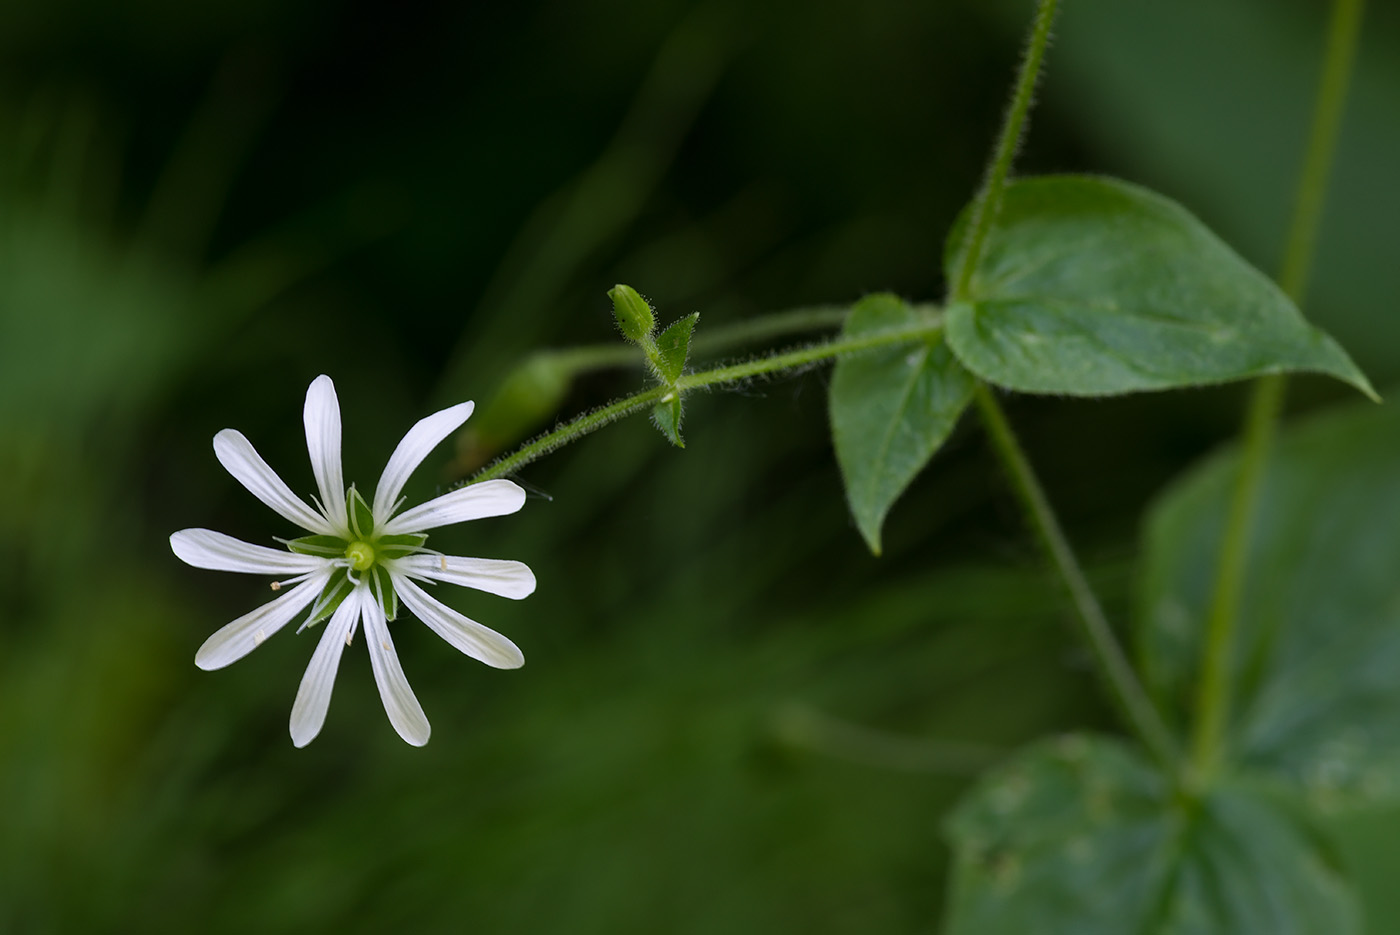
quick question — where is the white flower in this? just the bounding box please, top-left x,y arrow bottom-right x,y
171,375 -> 535,747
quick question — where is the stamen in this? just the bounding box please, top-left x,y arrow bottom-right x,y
270,571 -> 315,591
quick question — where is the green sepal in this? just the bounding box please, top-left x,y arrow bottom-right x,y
652,312 -> 699,384
376,533 -> 429,559
286,534 -> 350,558
347,486 -> 375,539
609,284 -> 656,343
303,568 -> 354,629
651,396 -> 685,448
370,566 -> 397,621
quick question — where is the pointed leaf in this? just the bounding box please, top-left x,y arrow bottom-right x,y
944,735 -> 1359,934
653,312 -> 699,384
1139,400 -> 1400,809
828,293 -> 973,555
651,395 -> 685,448
943,176 -> 1373,398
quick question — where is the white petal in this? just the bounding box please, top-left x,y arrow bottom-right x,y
392,574 -> 524,669
363,594 -> 431,746
214,429 -> 339,536
381,479 -> 526,535
289,588 -> 361,747
171,528 -> 328,576
304,375 -> 347,530
392,553 -> 536,600
195,571 -> 330,670
372,399 -> 475,525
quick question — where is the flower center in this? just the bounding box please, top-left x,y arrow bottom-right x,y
345,540 -> 376,572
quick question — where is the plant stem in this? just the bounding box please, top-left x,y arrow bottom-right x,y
949,0 -> 1058,299
467,316 -> 942,484
527,304 -> 852,378
1188,0 -> 1365,787
973,384 -> 1178,767
946,0 -> 1177,765
1278,0 -> 1365,304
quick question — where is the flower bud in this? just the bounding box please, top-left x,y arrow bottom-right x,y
609,284 -> 655,343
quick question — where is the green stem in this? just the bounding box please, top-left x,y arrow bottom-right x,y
532,304 -> 852,377
1277,0 -> 1365,303
974,384 -> 1178,768
1188,0 -> 1365,787
947,0 -> 1176,766
949,0 -> 1059,300
1187,374 -> 1284,783
468,316 -> 942,484
773,703 -> 1002,776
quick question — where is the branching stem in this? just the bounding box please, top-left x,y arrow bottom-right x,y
467,316 -> 942,484
944,0 -> 1177,765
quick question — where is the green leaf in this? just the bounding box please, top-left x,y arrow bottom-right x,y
652,312 -> 699,384
943,176 -> 1373,398
651,395 -> 684,448
285,534 -> 349,558
1139,400 -> 1400,809
943,735 -> 1359,934
828,293 -> 974,555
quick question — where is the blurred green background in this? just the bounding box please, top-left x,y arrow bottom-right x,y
2,0 -> 1398,930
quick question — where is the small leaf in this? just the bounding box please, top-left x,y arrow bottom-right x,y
943,176 -> 1373,398
609,284 -> 655,343
652,312 -> 699,384
943,735 -> 1359,934
828,293 -> 973,555
286,534 -> 349,558
651,395 -> 685,448
1139,399 -> 1400,809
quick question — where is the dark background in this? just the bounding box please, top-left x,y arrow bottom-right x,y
2,0 -> 1398,930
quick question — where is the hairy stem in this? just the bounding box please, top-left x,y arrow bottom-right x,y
467,316 -> 942,484
945,0 -> 1176,762
974,385 -> 1179,767
1188,0 -> 1365,787
948,0 -> 1058,299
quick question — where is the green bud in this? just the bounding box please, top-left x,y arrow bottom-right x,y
609,284 -> 655,343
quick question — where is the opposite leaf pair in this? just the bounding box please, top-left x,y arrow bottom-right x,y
830,174 -> 1372,554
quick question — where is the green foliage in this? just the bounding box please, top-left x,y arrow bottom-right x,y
944,735 -> 1359,934
828,294 -> 973,554
1139,399 -> 1400,810
610,283 -> 656,343
943,176 -> 1372,398
653,312 -> 699,383
651,395 -> 685,447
